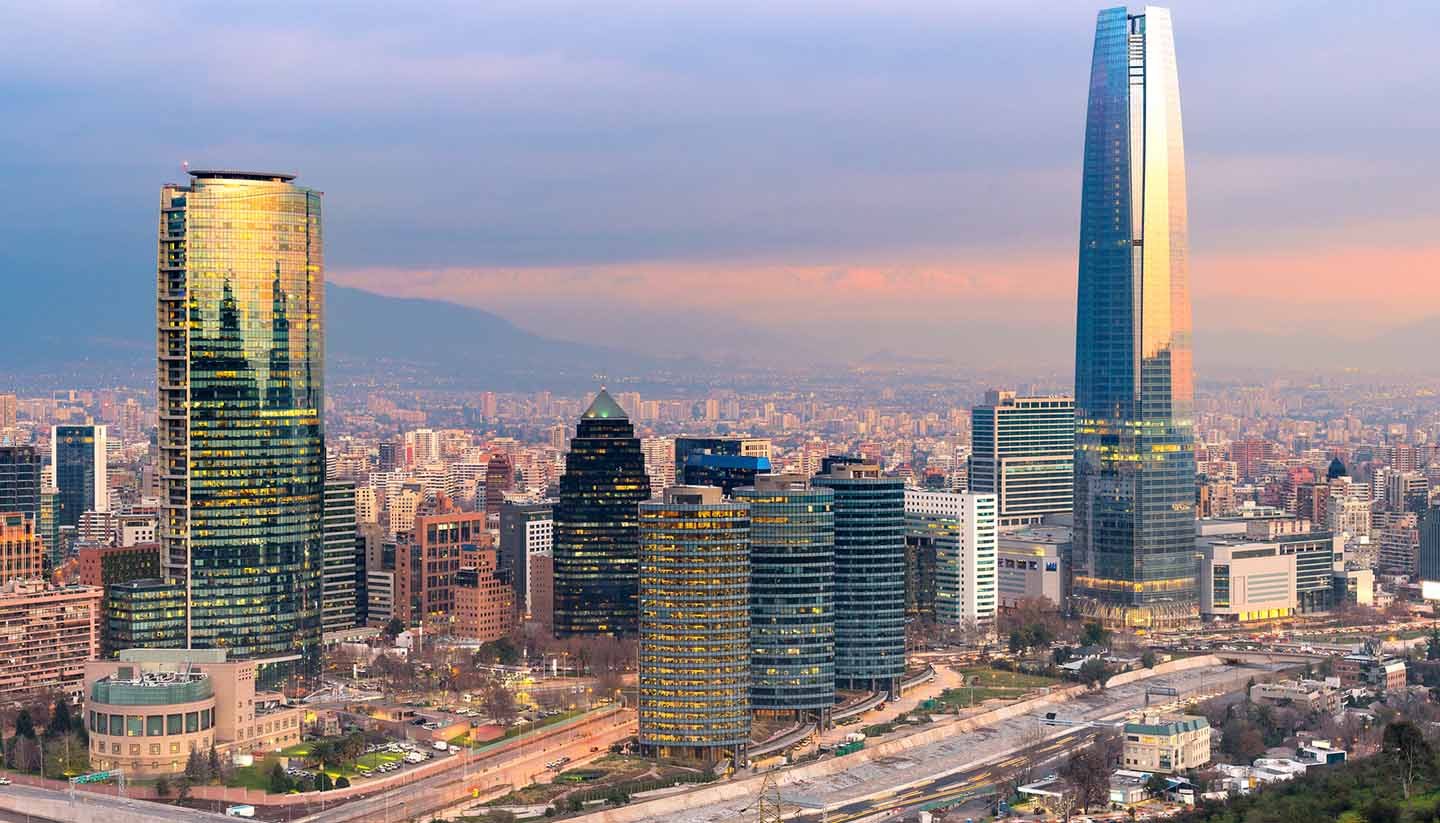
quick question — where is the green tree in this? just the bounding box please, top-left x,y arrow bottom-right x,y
1383,720 -> 1434,799
14,710 -> 36,740
1141,650 -> 1157,669
185,747 -> 208,783
334,776 -> 350,789
317,772 -> 334,791
45,699 -> 72,739
1053,646 -> 1073,665
1079,658 -> 1110,687
207,743 -> 221,780
1427,627 -> 1440,661
1144,772 -> 1169,799
154,775 -> 171,798
1009,629 -> 1025,653
384,617 -> 405,639
267,760 -> 292,794
1081,622 -> 1111,648
1366,798 -> 1401,823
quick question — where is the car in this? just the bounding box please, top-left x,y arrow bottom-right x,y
0,776 -> 11,785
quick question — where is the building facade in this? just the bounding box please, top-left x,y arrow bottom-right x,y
969,391 -> 1074,527
322,478 -> 359,634
638,487 -> 750,764
997,526 -> 1069,608
1198,541 -> 1296,623
395,506 -> 485,631
1072,7 -> 1198,629
814,463 -> 906,696
498,500 -> 553,617
903,490 -> 998,633
0,512 -> 44,586
0,580 -> 102,700
453,549 -> 514,643
0,446 -> 41,527
158,170 -> 325,685
51,423 -> 108,528
1122,715 -> 1211,774
104,578 -> 187,656
554,389 -> 651,636
736,475 -> 835,723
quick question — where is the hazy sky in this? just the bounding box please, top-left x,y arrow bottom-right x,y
2,1 -> 1437,365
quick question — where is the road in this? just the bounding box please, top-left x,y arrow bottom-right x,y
637,662 -> 1288,823
0,782 -> 231,823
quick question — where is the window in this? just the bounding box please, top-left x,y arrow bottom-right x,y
127,715 -> 143,737
186,712 -> 199,733
109,715 -> 124,736
148,715 -> 164,736
168,714 -> 183,734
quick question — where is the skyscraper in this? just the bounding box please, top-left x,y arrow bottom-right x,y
903,490 -> 998,634
51,424 -> 108,528
736,475 -> 835,724
814,462 -> 906,696
970,392 -> 1073,527
0,446 -> 41,525
637,487 -> 750,763
158,170 -> 325,685
554,389 -> 651,636
1072,7 -> 1197,629
322,479 -> 359,634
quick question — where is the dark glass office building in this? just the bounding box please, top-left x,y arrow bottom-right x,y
158,170 -> 325,685
814,463 -> 906,696
681,453 -> 771,494
638,487 -> 750,763
322,479 -> 358,634
736,476 -> 835,722
104,578 -> 187,657
0,445 -> 41,523
1072,7 -> 1198,629
51,424 -> 108,528
554,389 -> 651,636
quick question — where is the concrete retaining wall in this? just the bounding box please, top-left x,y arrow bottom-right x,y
1104,654 -> 1221,689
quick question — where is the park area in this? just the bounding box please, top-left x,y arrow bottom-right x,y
482,754 -> 714,814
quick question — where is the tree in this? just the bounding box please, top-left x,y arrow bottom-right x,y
483,682 -> 519,725
1078,658 -> 1110,688
1053,646 -> 1074,665
267,760 -> 292,794
383,617 -> 405,639
1141,650 -> 1157,669
1428,627 -> 1440,662
310,740 -> 337,770
1062,738 -> 1112,811
154,776 -> 171,798
317,772 -> 334,791
1081,622 -> 1110,648
1144,772 -> 1169,799
335,776 -> 350,789
208,743 -> 221,780
1367,798 -> 1401,823
45,699 -> 72,739
185,747 -> 208,784
14,710 -> 36,740
1383,720 -> 1434,799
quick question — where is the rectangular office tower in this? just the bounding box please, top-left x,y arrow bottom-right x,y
970,392 -> 1073,527
322,479 -> 359,635
51,424 -> 108,528
1072,7 -> 1198,629
904,490 -> 998,635
157,170 -> 325,685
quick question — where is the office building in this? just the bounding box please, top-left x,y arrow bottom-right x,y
0,579 -> 102,700
78,542 -> 162,590
814,462 -> 906,696
1122,715 -> 1211,774
1242,520 -> 1339,613
52,423 -> 109,528
969,391 -> 1074,527
83,649 -> 305,777
1198,541 -> 1296,622
0,512 -> 44,586
483,452 -> 514,521
736,475 -> 835,723
554,389 -> 651,636
528,552 -> 554,632
322,479 -> 359,634
904,490 -> 998,634
1421,507 -> 1440,599
0,446 -> 41,527
395,505 -> 484,632
638,487 -> 750,764
499,500 -> 553,617
1072,7 -> 1198,629
672,437 -> 771,479
1378,515 -> 1421,577
103,578 -> 187,656
453,549 -> 514,643
158,170 -> 325,685
997,526 -> 1069,609
681,453 -> 772,494
1249,680 -> 1340,714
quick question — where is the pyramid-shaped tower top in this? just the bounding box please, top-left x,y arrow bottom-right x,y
582,387 -> 628,420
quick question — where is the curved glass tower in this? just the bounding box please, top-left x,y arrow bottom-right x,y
736,476 -> 835,723
1072,7 -> 1197,629
638,487 -> 750,764
158,170 -> 324,685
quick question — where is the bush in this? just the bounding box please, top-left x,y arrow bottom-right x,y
334,776 -> 350,789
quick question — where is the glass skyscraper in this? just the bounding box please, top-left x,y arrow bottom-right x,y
158,170 -> 325,685
970,391 -> 1074,527
554,388 -> 651,636
322,479 -> 358,635
1072,7 -> 1197,629
51,424 -> 108,528
736,475 -> 835,723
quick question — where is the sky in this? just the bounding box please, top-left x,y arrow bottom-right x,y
2,1 -> 1438,368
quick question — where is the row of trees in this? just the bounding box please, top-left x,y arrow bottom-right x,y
0,697 -> 89,778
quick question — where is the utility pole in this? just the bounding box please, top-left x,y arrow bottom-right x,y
756,772 -> 783,823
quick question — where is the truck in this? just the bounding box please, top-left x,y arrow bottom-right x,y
844,732 -> 866,744
434,740 -> 449,751
225,806 -> 256,818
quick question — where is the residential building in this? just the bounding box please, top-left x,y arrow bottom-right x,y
0,579 -> 102,700
83,649 -> 305,777
322,479 -> 359,634
395,505 -> 485,632
814,462 -> 906,696
158,170 -> 325,686
736,475 -> 835,723
1122,715 -> 1211,774
1249,680 -> 1341,714
1335,654 -> 1407,692
640,437 -> 676,496
452,549 -> 514,643
0,512 -> 44,585
638,487 -> 750,764
104,578 -> 187,656
969,391 -> 1074,527
554,389 -> 651,636
52,423 -> 108,527
1072,7 -> 1198,629
903,489 -> 998,633
498,500 -> 553,617
527,552 -> 554,632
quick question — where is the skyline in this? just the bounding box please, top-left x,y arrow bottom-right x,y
2,2 -> 1438,374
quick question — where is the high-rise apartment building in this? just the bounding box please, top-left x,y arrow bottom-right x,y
0,512 -> 44,586
322,479 -> 359,634
640,438 -> 676,496
638,487 -> 750,764
1072,7 -> 1198,628
395,506 -> 484,632
554,390 -> 651,636
969,391 -> 1073,527
0,579 -> 102,700
158,170 -> 325,684
735,475 -> 835,723
499,500 -> 553,617
52,424 -> 109,528
904,490 -> 998,634
814,462 -> 906,696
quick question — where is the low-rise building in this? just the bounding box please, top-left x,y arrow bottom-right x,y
1249,679 -> 1341,714
0,579 -> 101,699
1198,540 -> 1296,622
1335,654 -> 1406,692
996,525 -> 1068,608
83,648 -> 306,777
1122,715 -> 1211,774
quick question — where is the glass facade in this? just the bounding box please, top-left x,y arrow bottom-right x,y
970,393 -> 1074,526
52,424 -> 107,528
322,479 -> 358,634
158,170 -> 324,684
105,579 -> 188,657
637,492 -> 750,762
0,446 -> 41,523
554,389 -> 651,636
735,482 -> 835,721
1072,7 -> 1197,628
813,467 -> 906,695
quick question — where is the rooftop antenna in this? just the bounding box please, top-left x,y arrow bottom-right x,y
182,160 -> 190,174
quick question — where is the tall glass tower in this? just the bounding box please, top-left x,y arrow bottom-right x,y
1072,7 -> 1197,629
158,170 -> 324,685
553,388 -> 651,636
